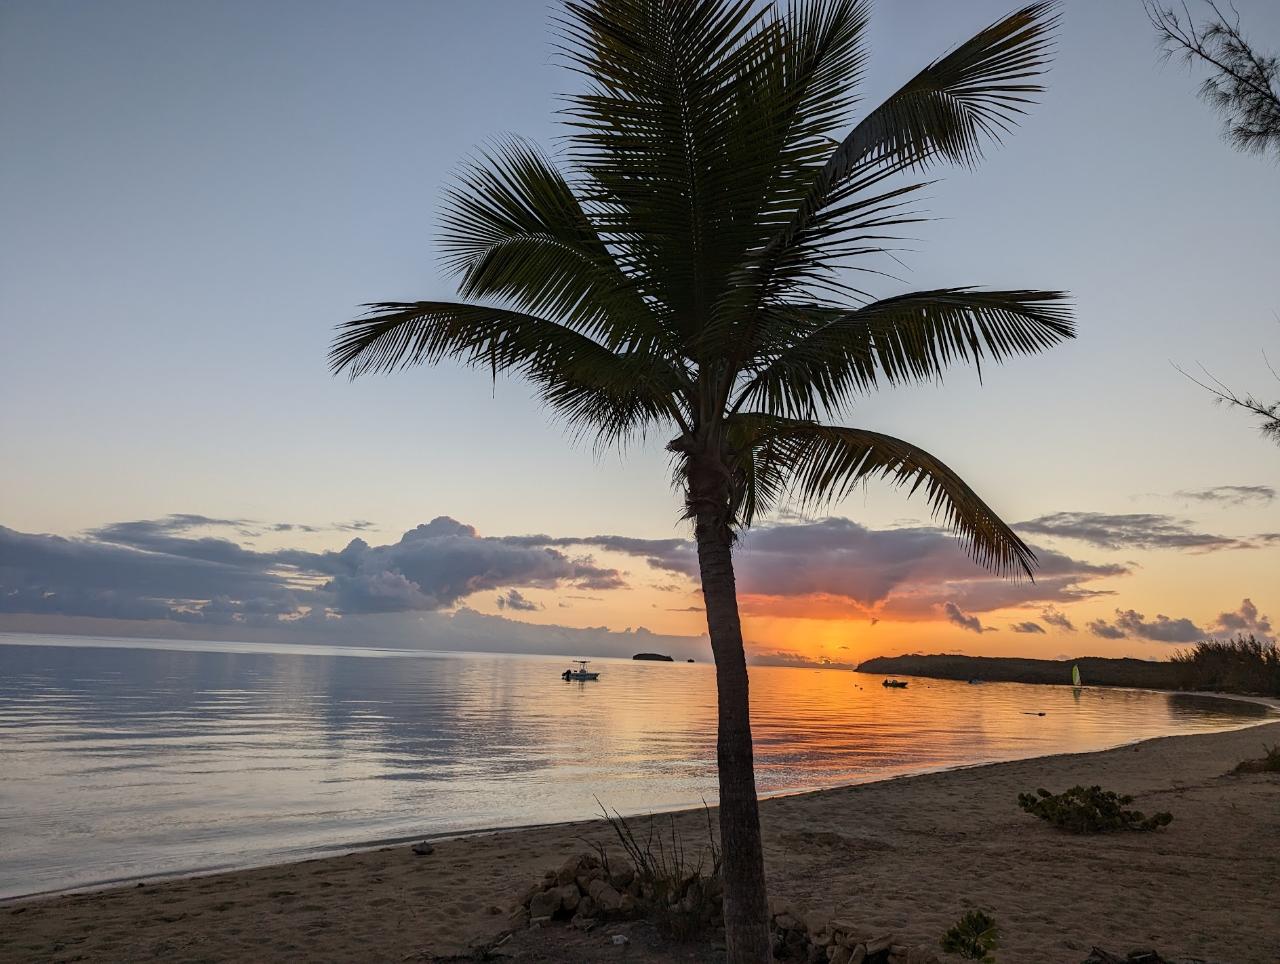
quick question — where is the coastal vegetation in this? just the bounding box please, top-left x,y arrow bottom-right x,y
328,1 -> 1070,958
860,635 -> 1280,696
939,909 -> 1000,963
1233,743 -> 1280,774
1017,786 -> 1173,834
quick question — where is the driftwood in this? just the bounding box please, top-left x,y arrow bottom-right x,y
1082,948 -> 1218,964
1083,950 -> 1169,964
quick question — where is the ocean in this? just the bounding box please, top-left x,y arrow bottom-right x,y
0,634 -> 1268,899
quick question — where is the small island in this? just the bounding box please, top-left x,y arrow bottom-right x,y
632,652 -> 674,662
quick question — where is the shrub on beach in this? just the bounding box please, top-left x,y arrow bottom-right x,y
939,909 -> 999,962
1233,743 -> 1280,774
1017,786 -> 1172,833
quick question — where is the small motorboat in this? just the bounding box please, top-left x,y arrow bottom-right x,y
562,659 -> 600,682
882,678 -> 908,689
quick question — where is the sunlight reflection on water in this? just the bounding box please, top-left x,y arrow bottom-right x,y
0,635 -> 1267,898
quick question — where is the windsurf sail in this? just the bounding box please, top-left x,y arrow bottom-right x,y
1072,664 -> 1082,687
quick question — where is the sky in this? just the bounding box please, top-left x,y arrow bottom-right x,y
2,0 -> 1278,667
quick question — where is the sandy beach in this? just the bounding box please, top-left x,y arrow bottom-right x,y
4,717 -> 1278,963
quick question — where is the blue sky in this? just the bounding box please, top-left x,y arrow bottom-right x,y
2,0 -> 1278,661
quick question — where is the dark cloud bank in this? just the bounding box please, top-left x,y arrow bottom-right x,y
0,515 -> 666,657
3,510 -> 1273,655
1087,599 -> 1272,644
1015,511 -> 1268,552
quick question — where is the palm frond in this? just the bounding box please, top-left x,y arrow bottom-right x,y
329,300 -> 691,442
440,139 -> 667,353
735,288 -> 1073,417
733,414 -> 1036,576
557,0 -> 770,335
747,2 -> 1060,310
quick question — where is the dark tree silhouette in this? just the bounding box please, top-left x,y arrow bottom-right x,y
329,3 -> 1070,959
1147,1 -> 1280,445
1146,0 -> 1280,158
1178,356 -> 1280,445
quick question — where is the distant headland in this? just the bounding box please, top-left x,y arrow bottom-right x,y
632,652 -> 675,662
856,653 -> 1181,689
857,641 -> 1279,699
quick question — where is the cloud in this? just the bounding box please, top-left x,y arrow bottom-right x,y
1088,608 -> 1204,643
1040,606 -> 1077,632
0,515 -> 623,625
1087,618 -> 1127,639
751,650 -> 856,671
1083,599 -> 1273,644
0,524 -> 292,622
1016,511 -> 1246,552
1010,621 -> 1046,634
1212,598 -> 1273,639
943,602 -> 987,634
0,512 -> 1153,652
506,533 -> 697,578
498,517 -> 1125,623
1113,609 -> 1203,642
496,589 -> 541,612
1174,485 -> 1275,506
719,518 -> 1123,620
315,518 -> 624,614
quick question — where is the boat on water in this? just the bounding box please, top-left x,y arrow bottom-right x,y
1072,664 -> 1082,688
882,679 -> 908,689
562,659 -> 600,682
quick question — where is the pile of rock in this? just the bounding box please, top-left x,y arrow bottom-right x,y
509,853 -> 640,932
770,901 -> 939,964
510,857 -> 937,962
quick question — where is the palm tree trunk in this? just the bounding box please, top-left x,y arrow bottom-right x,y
695,511 -> 772,964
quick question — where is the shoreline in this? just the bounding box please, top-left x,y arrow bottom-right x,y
8,688 -> 1275,906
6,718 -> 1280,963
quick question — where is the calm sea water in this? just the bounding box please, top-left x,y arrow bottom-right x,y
0,634 -> 1269,899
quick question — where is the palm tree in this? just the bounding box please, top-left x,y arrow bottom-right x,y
329,2 -> 1071,960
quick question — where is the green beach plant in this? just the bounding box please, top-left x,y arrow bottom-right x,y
940,909 -> 1000,962
329,2 -> 1071,959
1017,786 -> 1173,834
